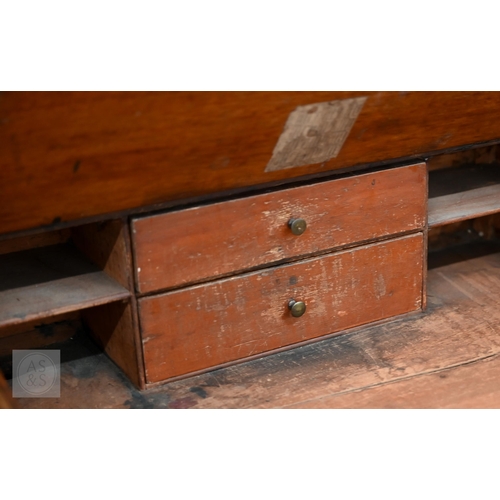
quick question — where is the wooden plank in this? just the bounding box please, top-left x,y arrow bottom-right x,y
428,184 -> 500,227
140,233 -> 424,383
133,163 -> 426,293
0,244 -> 130,329
286,354 -> 500,408
428,162 -> 500,227
0,370 -> 13,409
3,92 -> 500,236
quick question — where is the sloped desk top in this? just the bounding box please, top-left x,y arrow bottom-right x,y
2,91 -> 500,237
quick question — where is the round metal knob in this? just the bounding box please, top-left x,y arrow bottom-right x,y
288,218 -> 307,235
288,299 -> 306,317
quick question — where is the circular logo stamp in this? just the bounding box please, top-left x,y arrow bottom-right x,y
16,352 -> 58,396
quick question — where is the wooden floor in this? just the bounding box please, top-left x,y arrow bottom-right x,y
3,239 -> 500,409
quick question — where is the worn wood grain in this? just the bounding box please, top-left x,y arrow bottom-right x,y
287,354 -> 500,408
428,184 -> 500,228
3,92 -> 500,236
140,233 -> 424,383
0,244 -> 130,329
427,155 -> 500,227
133,164 -> 426,293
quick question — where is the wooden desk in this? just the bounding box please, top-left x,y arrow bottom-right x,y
1,92 -> 500,391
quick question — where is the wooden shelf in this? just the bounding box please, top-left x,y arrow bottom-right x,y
428,164 -> 500,228
0,244 -> 131,330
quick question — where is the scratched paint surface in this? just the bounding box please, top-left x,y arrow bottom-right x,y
9,240 -> 500,409
139,233 -> 424,383
265,97 -> 367,172
132,164 -> 426,293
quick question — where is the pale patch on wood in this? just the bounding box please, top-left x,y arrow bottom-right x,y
374,274 -> 387,299
265,97 -> 367,172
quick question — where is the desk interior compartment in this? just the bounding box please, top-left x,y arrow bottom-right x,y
0,220 -> 144,389
428,146 -> 500,228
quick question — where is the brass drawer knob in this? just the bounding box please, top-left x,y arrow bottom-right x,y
288,218 -> 307,235
288,299 -> 306,317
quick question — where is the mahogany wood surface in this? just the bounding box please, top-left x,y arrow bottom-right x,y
2,92 -> 500,236
133,163 -> 426,293
140,233 -> 424,383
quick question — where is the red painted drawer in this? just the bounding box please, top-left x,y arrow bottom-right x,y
132,163 -> 426,293
140,233 -> 424,383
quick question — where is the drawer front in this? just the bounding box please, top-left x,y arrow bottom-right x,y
140,233 -> 424,383
132,163 -> 426,293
